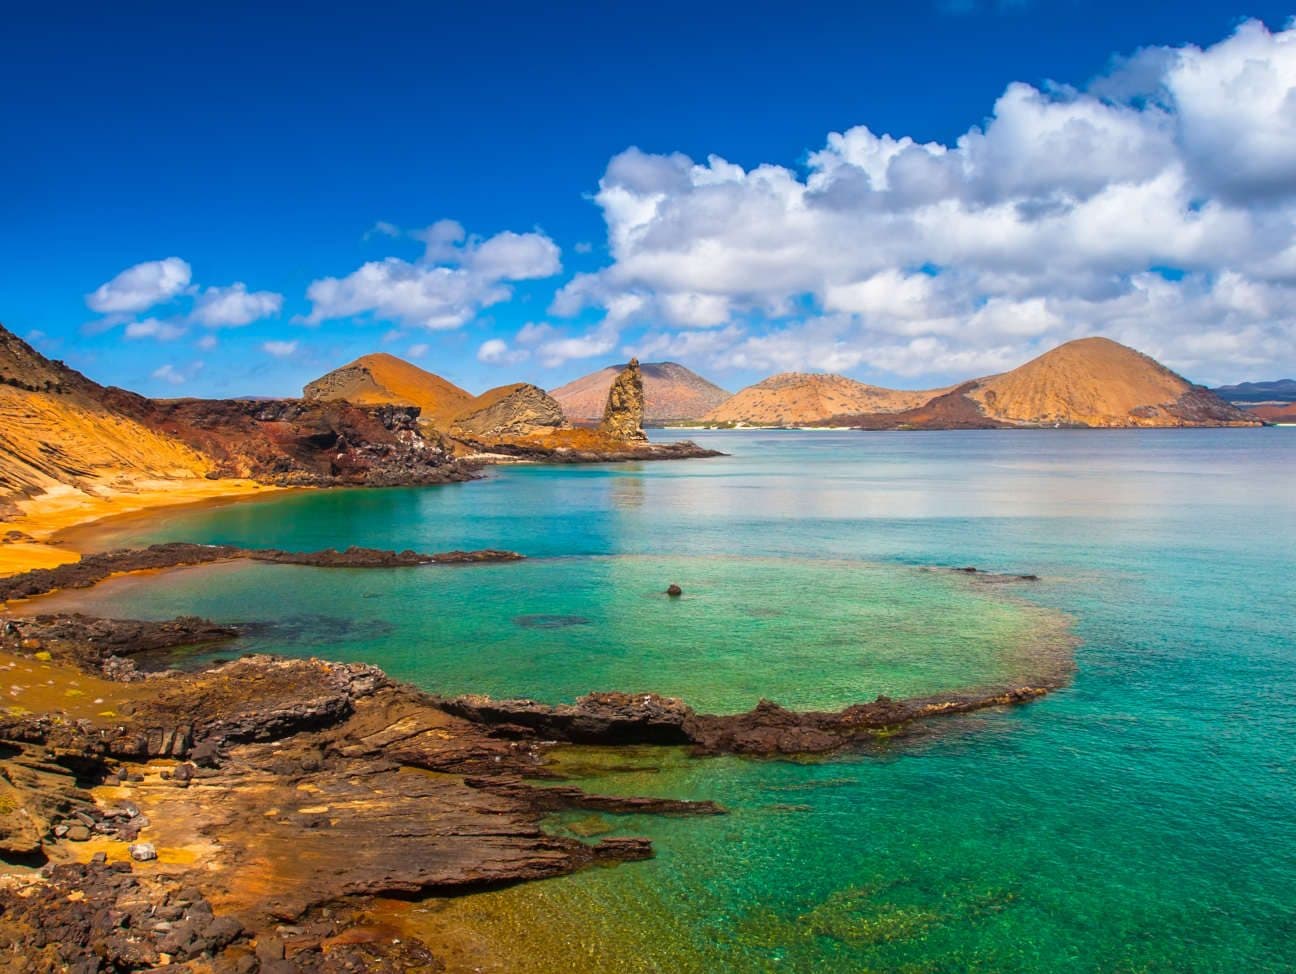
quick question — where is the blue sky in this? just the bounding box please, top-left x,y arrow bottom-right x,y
3,1 -> 1295,397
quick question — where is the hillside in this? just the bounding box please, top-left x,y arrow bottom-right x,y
304,352 -> 474,427
967,338 -> 1256,428
551,361 -> 731,423
703,373 -> 941,426
711,338 -> 1259,429
0,326 -> 214,504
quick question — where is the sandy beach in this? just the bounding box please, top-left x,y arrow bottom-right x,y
0,479 -> 283,577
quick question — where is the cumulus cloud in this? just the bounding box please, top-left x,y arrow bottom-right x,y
190,283 -> 283,328
557,20 -> 1296,383
304,222 -> 561,330
477,338 -> 529,365
86,259 -> 281,341
86,258 -> 191,314
262,340 -> 298,358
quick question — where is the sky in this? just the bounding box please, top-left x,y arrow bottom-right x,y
3,1 -> 1296,398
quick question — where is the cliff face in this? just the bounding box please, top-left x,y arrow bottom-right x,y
303,353 -> 474,428
449,383 -> 566,438
551,361 -> 731,423
600,359 -> 648,441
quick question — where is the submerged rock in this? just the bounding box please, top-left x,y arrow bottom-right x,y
666,584 -> 683,597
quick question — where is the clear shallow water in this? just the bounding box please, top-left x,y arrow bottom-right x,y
47,430 -> 1296,971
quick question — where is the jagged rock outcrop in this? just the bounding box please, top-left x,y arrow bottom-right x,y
0,624 -> 719,971
551,361 -> 732,423
600,358 -> 648,441
449,383 -> 566,438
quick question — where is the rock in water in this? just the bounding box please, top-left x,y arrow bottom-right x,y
600,358 -> 649,442
666,584 -> 683,597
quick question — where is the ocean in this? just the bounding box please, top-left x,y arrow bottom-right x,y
39,429 -> 1296,972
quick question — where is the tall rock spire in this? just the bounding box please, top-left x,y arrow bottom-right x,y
600,358 -> 648,441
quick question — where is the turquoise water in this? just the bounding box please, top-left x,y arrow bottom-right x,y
47,430 -> 1296,971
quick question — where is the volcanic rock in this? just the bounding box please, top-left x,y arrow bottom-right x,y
449,382 -> 566,438
600,359 -> 649,441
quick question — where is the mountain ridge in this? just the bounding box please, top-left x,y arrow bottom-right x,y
702,338 -> 1260,429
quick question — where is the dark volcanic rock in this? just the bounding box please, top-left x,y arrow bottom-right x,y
101,389 -> 475,487
456,437 -> 723,464
443,682 -> 1064,757
0,542 -> 525,603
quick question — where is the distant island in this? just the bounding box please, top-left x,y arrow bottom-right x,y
674,338 -> 1263,430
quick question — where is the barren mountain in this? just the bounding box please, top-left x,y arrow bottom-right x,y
0,327 -> 214,502
968,338 -> 1257,427
304,353 -> 474,427
551,361 -> 731,423
703,373 -> 941,426
713,338 -> 1259,429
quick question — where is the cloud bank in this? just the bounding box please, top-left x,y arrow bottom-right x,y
541,19 -> 1296,382
303,220 -> 561,330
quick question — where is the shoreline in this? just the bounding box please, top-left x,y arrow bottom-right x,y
0,478 -> 290,578
0,544 -> 1074,970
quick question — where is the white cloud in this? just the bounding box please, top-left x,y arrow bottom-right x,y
305,223 -> 561,330
196,335 -> 219,350
407,342 -> 430,358
86,258 -> 191,314
262,340 -> 298,358
557,20 -> 1296,383
535,323 -> 620,367
189,283 -> 283,328
125,318 -> 186,341
477,338 -> 529,365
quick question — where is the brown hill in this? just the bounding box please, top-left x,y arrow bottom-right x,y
715,337 -> 1259,429
968,337 -> 1257,427
304,353 -> 473,427
551,361 -> 731,423
449,383 -> 566,438
0,327 -> 214,503
809,337 -> 1259,429
703,373 -> 941,426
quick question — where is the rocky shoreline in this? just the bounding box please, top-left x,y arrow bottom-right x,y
0,547 -> 1070,971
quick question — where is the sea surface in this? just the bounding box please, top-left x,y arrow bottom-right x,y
42,429 -> 1296,972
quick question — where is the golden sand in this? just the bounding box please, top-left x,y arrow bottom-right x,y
0,478 -> 283,578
